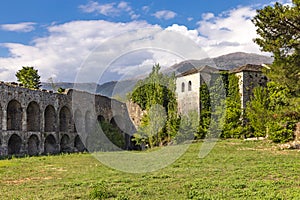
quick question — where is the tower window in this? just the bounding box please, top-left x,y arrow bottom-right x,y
188,81 -> 192,91
181,82 -> 185,92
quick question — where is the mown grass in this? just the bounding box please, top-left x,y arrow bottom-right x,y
1,139 -> 300,199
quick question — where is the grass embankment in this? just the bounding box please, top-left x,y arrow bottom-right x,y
1,140 -> 300,199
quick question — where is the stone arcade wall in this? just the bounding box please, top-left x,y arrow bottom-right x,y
0,82 -> 135,157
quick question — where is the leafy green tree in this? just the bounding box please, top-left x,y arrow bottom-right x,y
252,0 -> 300,95
16,66 -> 41,89
198,83 -> 211,138
175,111 -> 199,144
246,86 -> 270,137
129,64 -> 179,147
223,74 -> 243,138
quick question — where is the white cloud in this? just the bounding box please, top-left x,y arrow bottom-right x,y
0,6 -> 268,83
0,22 -> 36,32
79,1 -> 139,19
196,6 -> 263,57
0,20 -> 158,82
153,10 -> 177,20
79,1 -> 118,16
142,6 -> 150,13
201,13 -> 215,21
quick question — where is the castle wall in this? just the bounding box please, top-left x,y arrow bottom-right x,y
0,82 -> 135,156
234,71 -> 268,109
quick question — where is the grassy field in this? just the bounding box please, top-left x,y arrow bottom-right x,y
1,139 -> 300,199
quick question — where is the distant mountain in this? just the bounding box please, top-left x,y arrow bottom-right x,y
166,52 -> 273,74
42,52 -> 273,98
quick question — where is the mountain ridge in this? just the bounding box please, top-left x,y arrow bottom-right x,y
41,52 -> 273,98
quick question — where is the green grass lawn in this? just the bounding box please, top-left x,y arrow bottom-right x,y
1,140 -> 300,199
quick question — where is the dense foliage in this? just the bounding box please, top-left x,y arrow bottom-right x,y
15,66 -> 41,89
250,0 -> 300,142
129,64 -> 178,147
252,0 -> 300,95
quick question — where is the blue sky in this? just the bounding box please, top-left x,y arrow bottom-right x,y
0,0 -> 292,83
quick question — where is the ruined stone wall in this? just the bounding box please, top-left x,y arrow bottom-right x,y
0,82 -> 134,156
235,71 -> 268,109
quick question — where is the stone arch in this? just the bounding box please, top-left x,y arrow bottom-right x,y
74,135 -> 85,152
44,105 -> 56,132
44,134 -> 57,154
28,134 -> 39,156
110,115 -> 124,131
59,106 -> 71,132
181,82 -> 185,92
27,101 -> 40,132
74,109 -> 83,133
7,100 -> 22,131
188,81 -> 192,91
60,134 -> 70,153
97,115 -> 105,123
8,134 -> 22,155
85,111 -> 93,134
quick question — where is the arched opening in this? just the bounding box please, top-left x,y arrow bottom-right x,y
7,100 -> 22,131
8,134 -> 22,155
181,82 -> 185,92
110,116 -> 125,131
74,135 -> 85,152
97,115 -> 105,123
27,101 -> 40,132
188,81 -> 192,91
74,109 -> 83,133
44,134 -> 57,154
60,134 -> 70,153
85,111 -> 94,134
44,105 -> 56,132
59,106 -> 71,132
28,134 -> 39,156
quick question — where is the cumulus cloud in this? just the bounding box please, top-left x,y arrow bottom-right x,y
79,1 -> 139,19
0,20 -> 205,83
153,10 -> 177,20
196,6 -> 263,57
0,22 -> 36,32
0,6 -> 268,83
0,20 -> 157,82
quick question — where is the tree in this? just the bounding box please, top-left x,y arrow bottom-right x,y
16,66 -> 41,89
252,0 -> 300,95
129,64 -> 179,147
246,86 -> 270,137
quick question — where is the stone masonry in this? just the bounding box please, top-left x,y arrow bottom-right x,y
0,82 -> 135,156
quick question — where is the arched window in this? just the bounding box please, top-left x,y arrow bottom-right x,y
60,134 -> 70,153
44,105 -> 56,132
28,134 -> 39,156
181,82 -> 185,92
59,106 -> 71,132
7,100 -> 22,131
44,134 -> 57,154
188,81 -> 192,91
27,101 -> 40,132
8,134 -> 22,155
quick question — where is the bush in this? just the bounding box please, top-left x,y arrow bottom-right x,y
268,121 -> 295,143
